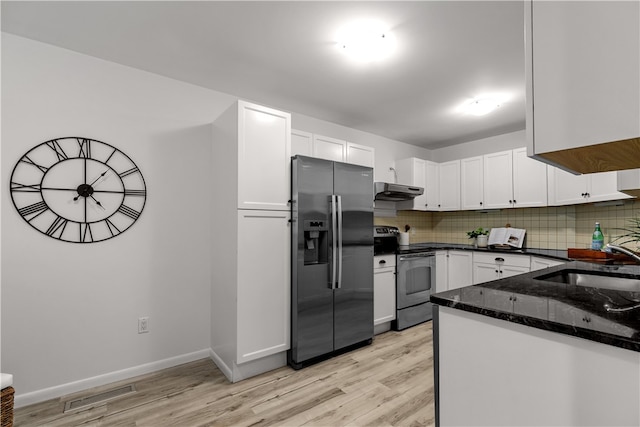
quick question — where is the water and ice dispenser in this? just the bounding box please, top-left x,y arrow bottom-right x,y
303,219 -> 328,265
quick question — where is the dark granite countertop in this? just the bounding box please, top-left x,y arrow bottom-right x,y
397,242 -> 568,261
431,261 -> 640,352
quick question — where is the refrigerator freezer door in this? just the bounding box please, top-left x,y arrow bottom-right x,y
333,162 -> 374,351
290,156 -> 334,364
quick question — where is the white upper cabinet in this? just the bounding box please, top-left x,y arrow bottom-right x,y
461,156 -> 484,210
294,131 -> 375,167
512,147 -> 548,208
525,0 -> 640,173
346,142 -> 375,167
291,129 -> 313,157
483,151 -> 513,209
425,160 -> 440,210
395,158 -> 427,211
312,134 -> 346,162
461,148 -> 548,210
548,167 -> 632,206
237,101 -> 291,211
396,158 -> 441,211
439,160 -> 461,211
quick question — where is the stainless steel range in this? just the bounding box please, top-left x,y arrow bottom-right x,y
373,227 -> 434,330
395,245 -> 435,330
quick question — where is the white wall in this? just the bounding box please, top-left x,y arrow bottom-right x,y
1,34 -> 430,406
431,129 -> 525,162
1,34 -> 228,405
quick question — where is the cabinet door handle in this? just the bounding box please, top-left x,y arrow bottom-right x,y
495,257 -> 505,262
379,260 -> 386,265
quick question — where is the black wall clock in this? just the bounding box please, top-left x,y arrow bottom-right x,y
10,137 -> 147,243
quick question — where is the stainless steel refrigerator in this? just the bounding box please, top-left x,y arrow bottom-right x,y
289,155 -> 374,369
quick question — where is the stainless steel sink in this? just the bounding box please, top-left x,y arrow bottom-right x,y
533,269 -> 640,292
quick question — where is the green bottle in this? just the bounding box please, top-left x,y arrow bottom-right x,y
591,222 -> 604,250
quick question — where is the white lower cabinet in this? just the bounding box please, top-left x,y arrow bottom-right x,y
530,256 -> 565,271
446,251 -> 474,291
374,255 -> 396,328
473,253 -> 530,285
435,251 -> 449,293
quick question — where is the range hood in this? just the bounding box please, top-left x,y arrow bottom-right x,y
374,182 -> 424,201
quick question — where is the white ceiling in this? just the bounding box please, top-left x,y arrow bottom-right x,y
1,1 -> 526,149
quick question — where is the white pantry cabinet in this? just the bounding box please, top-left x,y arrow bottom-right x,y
237,210 -> 290,363
525,0 -> 640,172
548,167 -> 631,206
237,101 -> 291,211
211,100 -> 292,382
461,156 -> 484,210
373,255 -> 396,327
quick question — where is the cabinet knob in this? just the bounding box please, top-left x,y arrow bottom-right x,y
479,201 -> 483,205
513,200 -> 516,204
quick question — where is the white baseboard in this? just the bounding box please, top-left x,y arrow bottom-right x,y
15,349 -> 210,409
209,348 -> 287,383
208,348 -> 233,382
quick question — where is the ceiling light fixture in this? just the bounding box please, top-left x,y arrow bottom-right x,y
463,98 -> 501,116
336,20 -> 396,63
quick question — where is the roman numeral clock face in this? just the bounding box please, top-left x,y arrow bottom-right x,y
10,137 -> 146,243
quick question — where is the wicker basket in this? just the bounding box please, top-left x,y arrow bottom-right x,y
1,386 -> 14,427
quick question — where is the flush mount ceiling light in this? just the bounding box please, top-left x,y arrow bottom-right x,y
462,98 -> 501,116
336,20 -> 396,63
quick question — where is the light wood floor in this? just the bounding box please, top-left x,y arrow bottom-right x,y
15,322 -> 434,427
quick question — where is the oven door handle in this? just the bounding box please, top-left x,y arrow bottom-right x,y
398,253 -> 435,261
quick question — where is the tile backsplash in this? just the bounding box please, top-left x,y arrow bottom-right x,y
374,200 -> 640,250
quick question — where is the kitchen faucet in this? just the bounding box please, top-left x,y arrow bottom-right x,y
605,244 -> 640,263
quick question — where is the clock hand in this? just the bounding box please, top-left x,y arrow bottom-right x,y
89,170 -> 109,187
89,195 -> 105,209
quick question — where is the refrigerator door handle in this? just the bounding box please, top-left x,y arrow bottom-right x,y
336,195 -> 343,289
330,194 -> 338,289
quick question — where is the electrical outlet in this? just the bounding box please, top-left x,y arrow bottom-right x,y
138,317 -> 149,334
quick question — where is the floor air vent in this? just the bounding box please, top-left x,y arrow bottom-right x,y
63,384 -> 136,413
